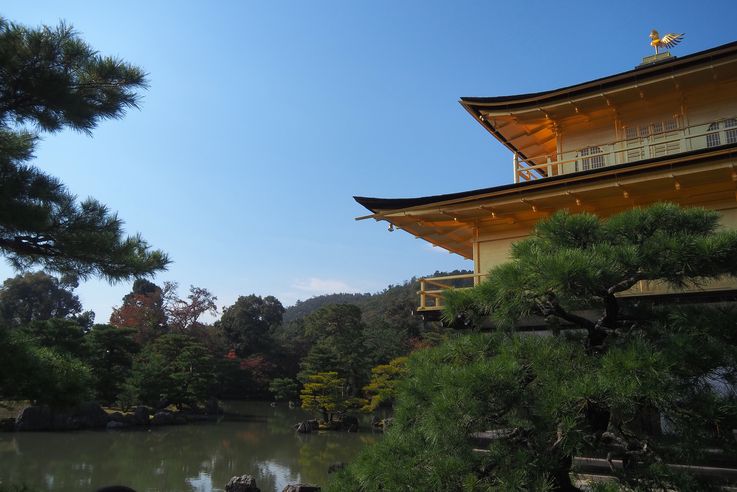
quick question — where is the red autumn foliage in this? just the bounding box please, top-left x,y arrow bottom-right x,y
109,291 -> 166,344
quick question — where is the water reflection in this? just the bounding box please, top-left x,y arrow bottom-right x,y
0,402 -> 378,492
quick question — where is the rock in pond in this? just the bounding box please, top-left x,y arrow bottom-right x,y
295,419 -> 320,434
225,475 -> 260,492
106,421 -> 129,430
76,401 -> 110,428
16,405 -> 52,431
16,402 -> 109,431
133,406 -> 152,426
108,412 -> 136,425
151,411 -> 174,426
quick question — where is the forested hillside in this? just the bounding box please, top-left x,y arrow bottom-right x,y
283,293 -> 372,322
284,269 -> 472,326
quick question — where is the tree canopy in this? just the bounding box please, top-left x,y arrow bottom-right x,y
0,271 -> 82,326
85,324 -> 139,402
300,304 -> 369,395
361,356 -> 408,414
127,333 -> 215,408
218,294 -> 284,357
0,17 -> 168,280
300,371 -> 360,422
109,279 -> 167,344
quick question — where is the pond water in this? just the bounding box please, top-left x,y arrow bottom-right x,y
0,402 -> 379,492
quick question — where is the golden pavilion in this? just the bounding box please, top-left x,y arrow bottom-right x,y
355,40 -> 737,314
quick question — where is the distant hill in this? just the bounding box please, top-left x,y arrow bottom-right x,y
283,292 -> 373,323
283,270 -> 472,325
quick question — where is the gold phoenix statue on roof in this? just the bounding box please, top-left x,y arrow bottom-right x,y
649,30 -> 685,54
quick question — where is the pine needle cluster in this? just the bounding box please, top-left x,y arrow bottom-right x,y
0,17 -> 168,281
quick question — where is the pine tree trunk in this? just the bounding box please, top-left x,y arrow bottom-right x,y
550,455 -> 582,492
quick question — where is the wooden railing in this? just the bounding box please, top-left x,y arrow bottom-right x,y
418,273 -> 488,311
513,119 -> 737,183
419,276 -> 737,312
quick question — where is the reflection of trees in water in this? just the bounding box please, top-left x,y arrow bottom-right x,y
4,431 -> 120,490
296,432 -> 378,486
266,406 -> 304,437
0,403 -> 379,492
5,428 -> 224,491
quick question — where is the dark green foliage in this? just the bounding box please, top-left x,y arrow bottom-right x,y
85,324 -> 139,403
300,340 -> 344,377
0,327 -> 93,406
284,292 -> 372,323
0,484 -> 33,492
299,304 -> 369,395
360,280 -> 426,339
268,377 -> 300,402
330,334 -> 532,492
330,329 -> 736,491
0,18 -> 144,132
127,334 -> 215,408
130,278 -> 161,297
212,358 -> 259,400
218,294 -> 284,357
270,274 -> 463,394
271,318 -> 310,376
359,203 -> 737,490
362,321 -> 410,366
0,17 -> 168,280
23,318 -> 88,358
0,271 -> 82,326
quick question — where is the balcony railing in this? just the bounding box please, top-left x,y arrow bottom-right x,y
418,273 -> 487,311
418,275 -> 737,313
513,118 -> 737,183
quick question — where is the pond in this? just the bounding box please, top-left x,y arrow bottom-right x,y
0,402 -> 379,492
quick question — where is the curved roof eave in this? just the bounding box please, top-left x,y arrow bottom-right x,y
460,40 -> 737,112
354,143 -> 737,214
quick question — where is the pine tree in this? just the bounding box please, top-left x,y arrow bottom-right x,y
446,203 -> 737,490
0,17 -> 168,280
331,204 -> 737,491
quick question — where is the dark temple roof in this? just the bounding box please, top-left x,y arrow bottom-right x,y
460,40 -> 737,112
354,143 -> 737,214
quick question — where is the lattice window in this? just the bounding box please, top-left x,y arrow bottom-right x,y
725,118 -> 737,145
623,117 -> 681,161
624,118 -> 679,139
706,119 -> 737,147
580,146 -> 604,171
707,122 -> 721,148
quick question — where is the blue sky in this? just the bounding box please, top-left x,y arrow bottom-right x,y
3,1 -> 737,322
